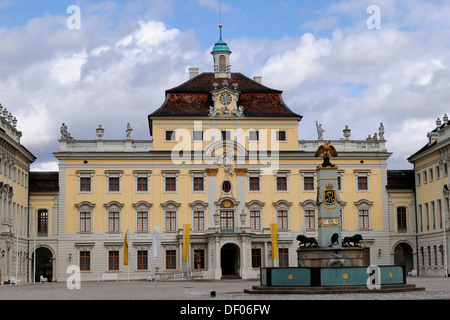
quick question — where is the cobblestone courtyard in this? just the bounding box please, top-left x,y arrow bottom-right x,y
0,277 -> 449,300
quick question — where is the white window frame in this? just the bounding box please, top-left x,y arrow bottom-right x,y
300,200 -> 317,231
104,201 -> 124,233
300,170 -> 316,193
247,170 -> 262,193
246,200 -> 265,231
274,170 -> 290,193
275,130 -> 287,142
190,200 -> 208,232
134,170 -> 151,194
76,201 -> 95,233
76,170 -> 95,194
273,200 -> 292,231
248,130 -> 260,142
192,130 -> 205,142
190,170 -> 206,193
337,170 -> 344,192
162,201 -> 180,232
355,199 -> 373,230
105,170 -> 123,194
133,201 -> 152,233
354,169 -> 371,192
163,170 -> 179,194
164,129 -> 177,142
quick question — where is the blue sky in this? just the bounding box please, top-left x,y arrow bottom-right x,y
0,0 -> 449,170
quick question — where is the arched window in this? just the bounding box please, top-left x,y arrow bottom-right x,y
355,199 -> 373,230
219,55 -> 226,72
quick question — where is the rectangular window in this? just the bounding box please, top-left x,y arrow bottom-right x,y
192,130 -> 204,142
418,205 -> 423,232
193,177 -> 204,192
305,210 -> 315,230
358,209 -> 369,230
276,130 -> 287,142
428,246 -> 431,266
37,209 -> 48,236
434,245 -> 438,266
251,248 -> 262,268
249,130 -> 259,142
277,177 -> 287,191
109,251 -> 119,271
165,177 -> 177,192
137,212 -> 148,232
137,177 -> 148,192
193,211 -> 205,231
397,207 -> 407,233
165,130 -> 176,142
166,250 -> 177,270
220,211 -> 234,232
80,212 -> 91,233
279,248 -> 289,267
137,250 -> 148,270
357,177 -> 368,191
277,210 -> 288,230
438,200 -> 443,229
249,177 -> 260,191
108,212 -> 120,232
250,210 -> 261,230
221,130 -> 231,141
194,250 -> 205,270
80,251 -> 91,271
80,177 -> 91,192
109,177 -> 120,192
165,211 -> 177,231
303,176 -> 314,191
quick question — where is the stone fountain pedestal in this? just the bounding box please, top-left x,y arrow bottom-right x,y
297,246 -> 364,268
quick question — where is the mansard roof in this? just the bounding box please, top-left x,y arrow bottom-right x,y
149,72 -> 302,119
30,172 -> 59,193
386,170 -> 415,190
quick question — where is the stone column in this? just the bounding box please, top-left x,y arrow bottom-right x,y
317,165 -> 341,247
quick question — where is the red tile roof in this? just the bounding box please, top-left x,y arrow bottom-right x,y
149,73 -> 302,119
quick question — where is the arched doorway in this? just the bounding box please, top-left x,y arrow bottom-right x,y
221,243 -> 240,279
394,243 -> 414,273
34,247 -> 53,282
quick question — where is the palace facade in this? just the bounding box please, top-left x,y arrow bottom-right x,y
0,28 -> 448,283
0,104 -> 36,283
408,114 -> 450,277
50,28 -> 394,282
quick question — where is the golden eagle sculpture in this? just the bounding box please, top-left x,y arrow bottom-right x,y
315,141 -> 338,158
315,141 -> 337,167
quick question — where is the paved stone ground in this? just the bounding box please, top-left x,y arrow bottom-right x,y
0,276 -> 449,300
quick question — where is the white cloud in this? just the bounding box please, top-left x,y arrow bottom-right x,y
51,52 -> 88,84
2,0 -> 450,172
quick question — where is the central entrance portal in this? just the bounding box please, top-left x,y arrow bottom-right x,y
221,243 -> 240,279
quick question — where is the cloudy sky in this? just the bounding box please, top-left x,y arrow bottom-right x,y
0,0 -> 448,171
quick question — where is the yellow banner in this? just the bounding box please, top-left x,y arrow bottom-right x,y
270,224 -> 278,259
124,232 -> 128,266
183,225 -> 191,261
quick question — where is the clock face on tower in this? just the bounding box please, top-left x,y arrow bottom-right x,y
219,93 -> 232,105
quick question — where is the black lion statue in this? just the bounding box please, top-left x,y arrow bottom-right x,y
296,235 -> 318,247
331,233 -> 339,246
342,234 -> 363,247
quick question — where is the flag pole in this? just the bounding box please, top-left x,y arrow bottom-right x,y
33,212 -> 36,283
